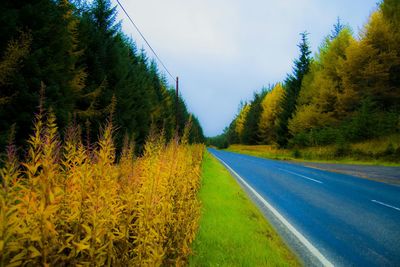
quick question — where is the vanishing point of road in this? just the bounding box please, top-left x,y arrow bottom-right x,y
208,148 -> 400,267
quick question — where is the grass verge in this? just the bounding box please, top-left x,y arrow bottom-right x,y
189,152 -> 299,267
226,134 -> 400,166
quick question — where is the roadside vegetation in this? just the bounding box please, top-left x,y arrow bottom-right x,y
226,134 -> 400,166
189,152 -> 299,266
208,0 -> 400,164
0,106 -> 204,266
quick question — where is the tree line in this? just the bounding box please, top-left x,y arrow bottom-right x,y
0,0 -> 204,153
209,0 -> 399,149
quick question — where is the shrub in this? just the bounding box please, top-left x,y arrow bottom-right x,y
0,109 -> 204,266
292,149 -> 301,158
384,143 -> 395,155
334,136 -> 351,158
290,132 -> 310,147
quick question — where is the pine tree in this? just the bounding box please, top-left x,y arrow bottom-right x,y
330,17 -> 345,40
276,32 -> 312,147
0,0 -> 86,148
0,0 -> 205,153
289,27 -> 353,137
242,91 -> 267,145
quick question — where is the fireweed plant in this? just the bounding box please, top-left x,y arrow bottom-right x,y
0,107 -> 204,266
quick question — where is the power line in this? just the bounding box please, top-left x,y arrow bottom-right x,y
115,0 -> 176,82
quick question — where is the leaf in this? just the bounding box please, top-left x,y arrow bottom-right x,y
28,245 -> 41,258
6,261 -> 22,267
9,250 -> 26,263
72,241 -> 90,253
82,224 -> 92,236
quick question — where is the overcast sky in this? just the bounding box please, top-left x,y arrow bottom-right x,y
112,0 -> 379,137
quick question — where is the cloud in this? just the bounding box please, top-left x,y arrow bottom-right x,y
114,0 -> 378,136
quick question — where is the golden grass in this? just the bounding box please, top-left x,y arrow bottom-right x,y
227,144 -> 291,160
351,134 -> 400,154
0,109 -> 204,266
226,134 -> 400,165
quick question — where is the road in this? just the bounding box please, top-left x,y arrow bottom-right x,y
291,161 -> 400,186
208,148 -> 400,267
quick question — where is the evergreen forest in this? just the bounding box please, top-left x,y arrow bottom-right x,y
0,0 -> 204,154
209,0 -> 400,156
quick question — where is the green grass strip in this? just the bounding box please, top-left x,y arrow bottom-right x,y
189,152 -> 299,267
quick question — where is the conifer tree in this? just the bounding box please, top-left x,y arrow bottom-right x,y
276,32 -> 312,147
242,91 -> 266,145
0,0 -> 205,151
289,26 -> 353,137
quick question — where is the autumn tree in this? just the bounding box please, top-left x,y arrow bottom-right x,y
234,103 -> 250,143
289,26 -> 354,138
258,83 -> 284,144
338,3 -> 400,112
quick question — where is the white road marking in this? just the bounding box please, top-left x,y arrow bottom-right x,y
211,153 -> 334,267
371,200 -> 400,211
278,168 -> 323,184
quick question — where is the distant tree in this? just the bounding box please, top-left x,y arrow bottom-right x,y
206,130 -> 228,149
235,103 -> 250,143
289,27 -> 353,136
242,90 -> 266,145
226,119 -> 239,144
258,83 -> 284,144
338,6 -> 400,112
221,0 -> 399,147
276,32 -> 312,147
189,115 -> 205,143
330,17 -> 345,40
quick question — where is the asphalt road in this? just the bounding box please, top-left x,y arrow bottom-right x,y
208,148 -> 400,267
291,161 -> 400,186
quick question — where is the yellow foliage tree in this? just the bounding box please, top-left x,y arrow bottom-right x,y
338,6 -> 400,112
289,28 -> 353,135
235,103 -> 250,142
258,83 -> 284,144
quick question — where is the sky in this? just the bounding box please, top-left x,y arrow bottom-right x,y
112,0 -> 379,137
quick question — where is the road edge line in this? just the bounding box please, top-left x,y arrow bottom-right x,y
210,151 -> 334,267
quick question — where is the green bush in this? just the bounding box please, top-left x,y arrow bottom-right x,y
334,135 -> 351,158
292,149 -> 301,158
311,127 -> 340,146
384,143 -> 395,155
290,132 -> 310,147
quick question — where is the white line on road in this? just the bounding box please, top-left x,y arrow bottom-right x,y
371,200 -> 400,211
211,153 -> 334,267
278,168 -> 323,184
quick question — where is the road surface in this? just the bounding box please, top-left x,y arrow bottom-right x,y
291,161 -> 400,185
208,148 -> 400,267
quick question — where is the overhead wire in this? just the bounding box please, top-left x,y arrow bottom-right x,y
115,0 -> 176,82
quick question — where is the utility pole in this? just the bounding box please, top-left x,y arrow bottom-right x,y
175,76 -> 179,135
